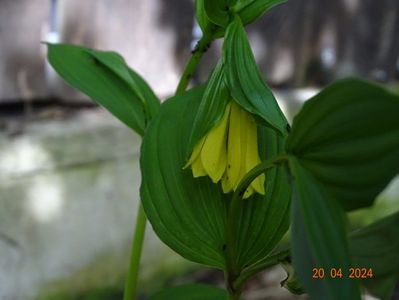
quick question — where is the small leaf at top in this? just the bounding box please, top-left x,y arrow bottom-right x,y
195,0 -> 225,38
235,0 -> 287,25
223,16 -> 288,135
203,0 -> 230,27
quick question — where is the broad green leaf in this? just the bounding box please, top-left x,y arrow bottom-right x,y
223,16 -> 288,135
286,79 -> 399,210
47,44 -> 156,136
140,86 -> 290,271
351,211 -> 399,300
290,157 -> 361,300
235,0 -> 287,25
203,0 -> 230,27
186,61 -> 230,158
149,284 -> 228,300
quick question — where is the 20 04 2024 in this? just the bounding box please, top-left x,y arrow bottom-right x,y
312,267 -> 373,279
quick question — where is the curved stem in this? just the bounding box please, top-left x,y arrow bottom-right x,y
175,33 -> 215,94
123,203 -> 147,300
234,248 -> 290,291
225,156 -> 289,296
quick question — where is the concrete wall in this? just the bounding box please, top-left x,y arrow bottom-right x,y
0,110 -> 190,300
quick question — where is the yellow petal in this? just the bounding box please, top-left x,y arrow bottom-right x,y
185,136 -> 207,177
221,173 -> 233,193
244,112 -> 265,195
201,103 -> 231,183
237,104 -> 250,189
191,156 -> 207,177
184,136 -> 205,169
226,101 -> 246,190
243,185 -> 255,199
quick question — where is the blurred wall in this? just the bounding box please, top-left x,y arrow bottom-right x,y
0,0 -> 398,102
0,0 -> 194,102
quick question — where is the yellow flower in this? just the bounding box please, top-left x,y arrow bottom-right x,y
185,100 -> 265,198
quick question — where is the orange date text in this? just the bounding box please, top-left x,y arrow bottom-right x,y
312,268 -> 373,279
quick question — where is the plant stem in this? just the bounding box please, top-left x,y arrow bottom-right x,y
123,30 -> 217,300
123,202 -> 147,300
225,158 -> 283,297
175,33 -> 214,94
234,248 -> 291,291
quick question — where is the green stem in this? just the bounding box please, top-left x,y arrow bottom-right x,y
225,157 -> 287,297
234,248 -> 290,291
175,33 -> 215,94
123,30 -> 217,299
123,203 -> 147,300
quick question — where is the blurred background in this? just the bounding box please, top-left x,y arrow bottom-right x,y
0,0 -> 398,299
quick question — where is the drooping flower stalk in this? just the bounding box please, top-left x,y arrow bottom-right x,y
186,100 -> 265,198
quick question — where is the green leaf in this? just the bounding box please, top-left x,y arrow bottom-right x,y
350,211 -> 399,300
234,246 -> 290,289
223,16 -> 288,135
286,79 -> 399,210
280,258 -> 306,295
86,49 -> 160,121
195,0 -> 225,38
203,0 -> 230,27
47,44 -> 159,135
235,0 -> 287,25
148,284 -> 228,300
289,157 -> 361,300
186,61 -> 230,158
140,86 -> 290,271
127,68 -> 160,120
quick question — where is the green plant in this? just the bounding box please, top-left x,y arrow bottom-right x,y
46,1 -> 399,299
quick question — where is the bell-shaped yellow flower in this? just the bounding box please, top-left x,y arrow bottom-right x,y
186,100 -> 265,199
